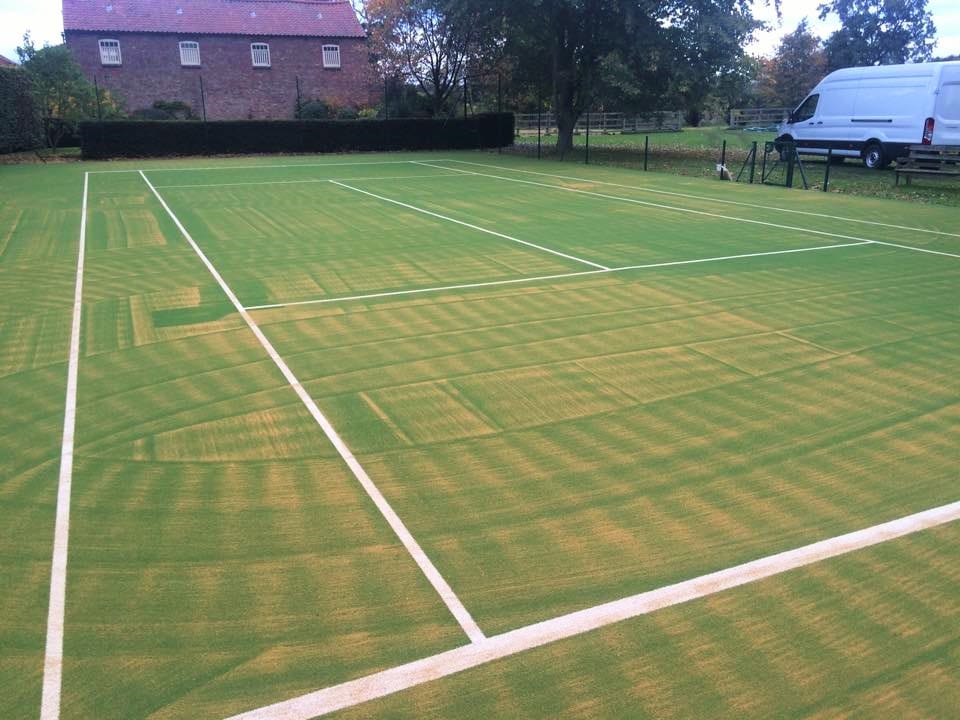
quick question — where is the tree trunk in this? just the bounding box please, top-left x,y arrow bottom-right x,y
553,29 -> 580,158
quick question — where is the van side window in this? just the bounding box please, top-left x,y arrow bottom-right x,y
938,84 -> 960,121
794,94 -> 819,122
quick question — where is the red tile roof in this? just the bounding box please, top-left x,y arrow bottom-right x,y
0,54 -> 18,67
62,0 -> 365,38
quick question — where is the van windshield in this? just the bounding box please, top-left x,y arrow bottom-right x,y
793,94 -> 819,123
938,84 -> 960,121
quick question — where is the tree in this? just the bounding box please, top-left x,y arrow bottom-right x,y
662,0 -> 761,126
16,33 -> 123,150
498,0 -> 668,155
768,20 -> 827,107
818,0 -> 936,70
366,0 -> 487,116
498,0 -> 771,152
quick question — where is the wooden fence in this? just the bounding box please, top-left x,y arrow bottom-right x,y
515,111 -> 683,135
728,107 -> 790,128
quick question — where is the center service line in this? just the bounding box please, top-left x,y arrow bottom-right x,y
225,499 -> 960,720
329,180 -> 612,270
138,170 -> 486,644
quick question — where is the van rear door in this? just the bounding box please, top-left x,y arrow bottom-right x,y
934,66 -> 960,145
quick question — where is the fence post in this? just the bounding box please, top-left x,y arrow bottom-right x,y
383,76 -> 388,121
749,141 -> 757,183
585,108 -> 590,164
719,140 -> 727,179
537,86 -> 542,160
295,76 -> 302,118
463,75 -> 468,119
199,75 -> 207,122
823,148 -> 833,191
94,75 -> 103,121
497,73 -> 503,154
785,145 -> 796,188
644,135 -> 649,171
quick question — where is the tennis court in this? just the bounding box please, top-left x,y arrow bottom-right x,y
2,151 -> 959,719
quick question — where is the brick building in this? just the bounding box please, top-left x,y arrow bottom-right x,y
62,0 -> 373,120
0,54 -> 18,67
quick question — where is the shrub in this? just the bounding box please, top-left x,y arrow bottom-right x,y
0,67 -> 42,153
299,99 -> 332,119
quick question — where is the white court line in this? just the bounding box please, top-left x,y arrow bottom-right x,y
88,159 -> 451,175
416,162 -> 888,248
138,170 -> 486,644
447,159 -> 960,240
866,239 -> 960,259
153,173 -> 464,189
245,240 -> 872,311
329,180 -> 611,270
226,499 -> 960,720
40,173 -> 89,720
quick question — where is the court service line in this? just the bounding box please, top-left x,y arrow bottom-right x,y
89,159 -> 452,175
226,499 -> 960,720
40,173 -> 89,720
244,240 -> 872,311
865,239 -> 960,259
153,173 -> 464,189
446,159 -> 960,240
138,170 -> 486,644
329,180 -> 611,270
415,162 -> 889,248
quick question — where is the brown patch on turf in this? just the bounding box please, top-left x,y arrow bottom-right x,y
366,382 -> 497,444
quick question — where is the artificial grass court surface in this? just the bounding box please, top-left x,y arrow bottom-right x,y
0,151 -> 957,719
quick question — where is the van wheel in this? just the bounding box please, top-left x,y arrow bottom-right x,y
863,143 -> 887,169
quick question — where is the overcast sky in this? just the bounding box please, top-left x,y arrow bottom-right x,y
1,0 -> 958,64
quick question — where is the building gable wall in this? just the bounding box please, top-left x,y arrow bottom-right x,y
65,31 -> 373,119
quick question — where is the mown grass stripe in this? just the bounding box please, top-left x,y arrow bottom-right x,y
153,173 -> 464,190
226,500 -> 960,720
245,241 -> 872,310
138,170 -> 486,644
443,159 -> 960,240
329,180 -> 611,271
416,162 -> 888,247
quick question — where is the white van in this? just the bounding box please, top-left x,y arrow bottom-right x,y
777,61 -> 960,168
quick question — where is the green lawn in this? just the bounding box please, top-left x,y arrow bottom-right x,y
514,127 -> 960,205
1,151 -> 958,719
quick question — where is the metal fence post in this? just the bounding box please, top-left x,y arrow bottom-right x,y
295,75 -> 302,118
585,108 -> 590,164
786,145 -> 796,188
94,75 -> 103,121
749,141 -> 757,183
719,140 -> 727,179
537,86 -> 542,160
823,148 -> 833,192
644,135 -> 649,171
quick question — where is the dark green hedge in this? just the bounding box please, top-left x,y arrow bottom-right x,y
80,114 -> 515,159
0,67 -> 42,153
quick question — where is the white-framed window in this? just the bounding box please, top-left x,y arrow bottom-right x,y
251,42 -> 271,67
179,41 -> 201,67
98,39 -> 122,66
322,44 -> 341,69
